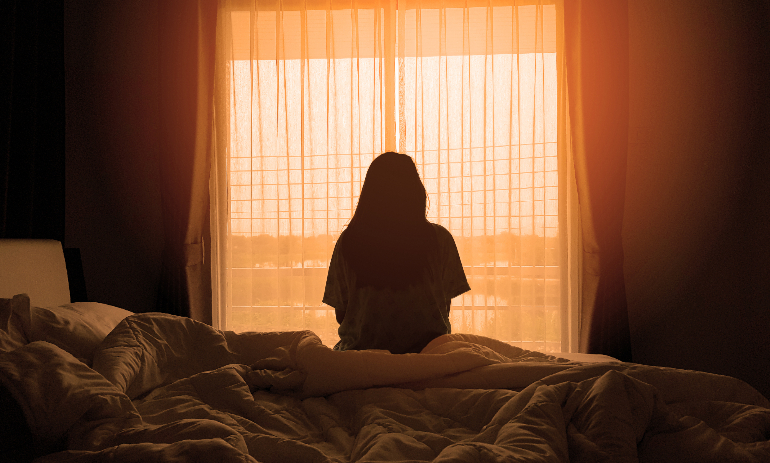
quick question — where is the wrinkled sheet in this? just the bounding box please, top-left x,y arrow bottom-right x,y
0,313 -> 766,462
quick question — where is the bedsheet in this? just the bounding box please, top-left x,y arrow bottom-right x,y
0,313 -> 767,462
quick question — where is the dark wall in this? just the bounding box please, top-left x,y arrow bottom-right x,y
625,0 -> 770,398
64,0 -> 164,313
1,1 -> 65,241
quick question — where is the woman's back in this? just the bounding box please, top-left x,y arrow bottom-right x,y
323,223 -> 469,354
322,152 -> 470,354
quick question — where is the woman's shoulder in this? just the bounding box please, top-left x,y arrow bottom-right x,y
429,222 -> 457,244
430,222 -> 451,232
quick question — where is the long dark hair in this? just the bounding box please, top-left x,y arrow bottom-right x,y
340,152 -> 438,289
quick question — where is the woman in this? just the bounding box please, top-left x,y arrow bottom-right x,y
323,152 -> 470,354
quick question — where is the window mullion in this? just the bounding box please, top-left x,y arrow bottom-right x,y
383,0 -> 397,151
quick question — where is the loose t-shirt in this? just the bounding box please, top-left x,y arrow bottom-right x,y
322,223 -> 470,354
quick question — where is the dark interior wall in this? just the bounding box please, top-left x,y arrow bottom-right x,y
64,0 -> 164,313
1,1 -> 65,241
625,0 -> 770,398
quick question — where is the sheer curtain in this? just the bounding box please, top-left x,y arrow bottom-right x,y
212,0 -> 570,352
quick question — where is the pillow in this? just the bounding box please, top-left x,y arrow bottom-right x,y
0,294 -> 29,352
10,294 -> 133,365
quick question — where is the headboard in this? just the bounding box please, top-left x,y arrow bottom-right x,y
0,239 -> 71,307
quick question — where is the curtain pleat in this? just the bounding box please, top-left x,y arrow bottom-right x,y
157,0 -> 218,322
563,0 -> 631,361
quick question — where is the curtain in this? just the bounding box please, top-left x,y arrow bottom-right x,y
212,0 -> 567,351
156,0 -> 218,322
1,0 -> 65,242
564,0 -> 631,361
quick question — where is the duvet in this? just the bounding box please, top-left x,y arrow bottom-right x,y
1,313 -> 769,462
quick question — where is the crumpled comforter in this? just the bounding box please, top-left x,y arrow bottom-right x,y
1,313 -> 768,462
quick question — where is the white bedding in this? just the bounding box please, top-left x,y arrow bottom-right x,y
1,313 -> 769,462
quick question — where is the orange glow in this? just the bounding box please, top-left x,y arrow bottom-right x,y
221,3 -> 561,351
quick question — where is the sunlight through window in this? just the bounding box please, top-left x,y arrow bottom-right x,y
216,1 -> 564,352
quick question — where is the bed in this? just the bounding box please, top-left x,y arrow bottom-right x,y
1,239 -> 769,462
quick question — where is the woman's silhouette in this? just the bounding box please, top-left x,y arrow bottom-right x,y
323,152 -> 470,354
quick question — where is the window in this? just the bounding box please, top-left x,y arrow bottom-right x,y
212,0 -> 571,352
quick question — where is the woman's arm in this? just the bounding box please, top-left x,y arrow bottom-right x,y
322,238 -> 348,325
